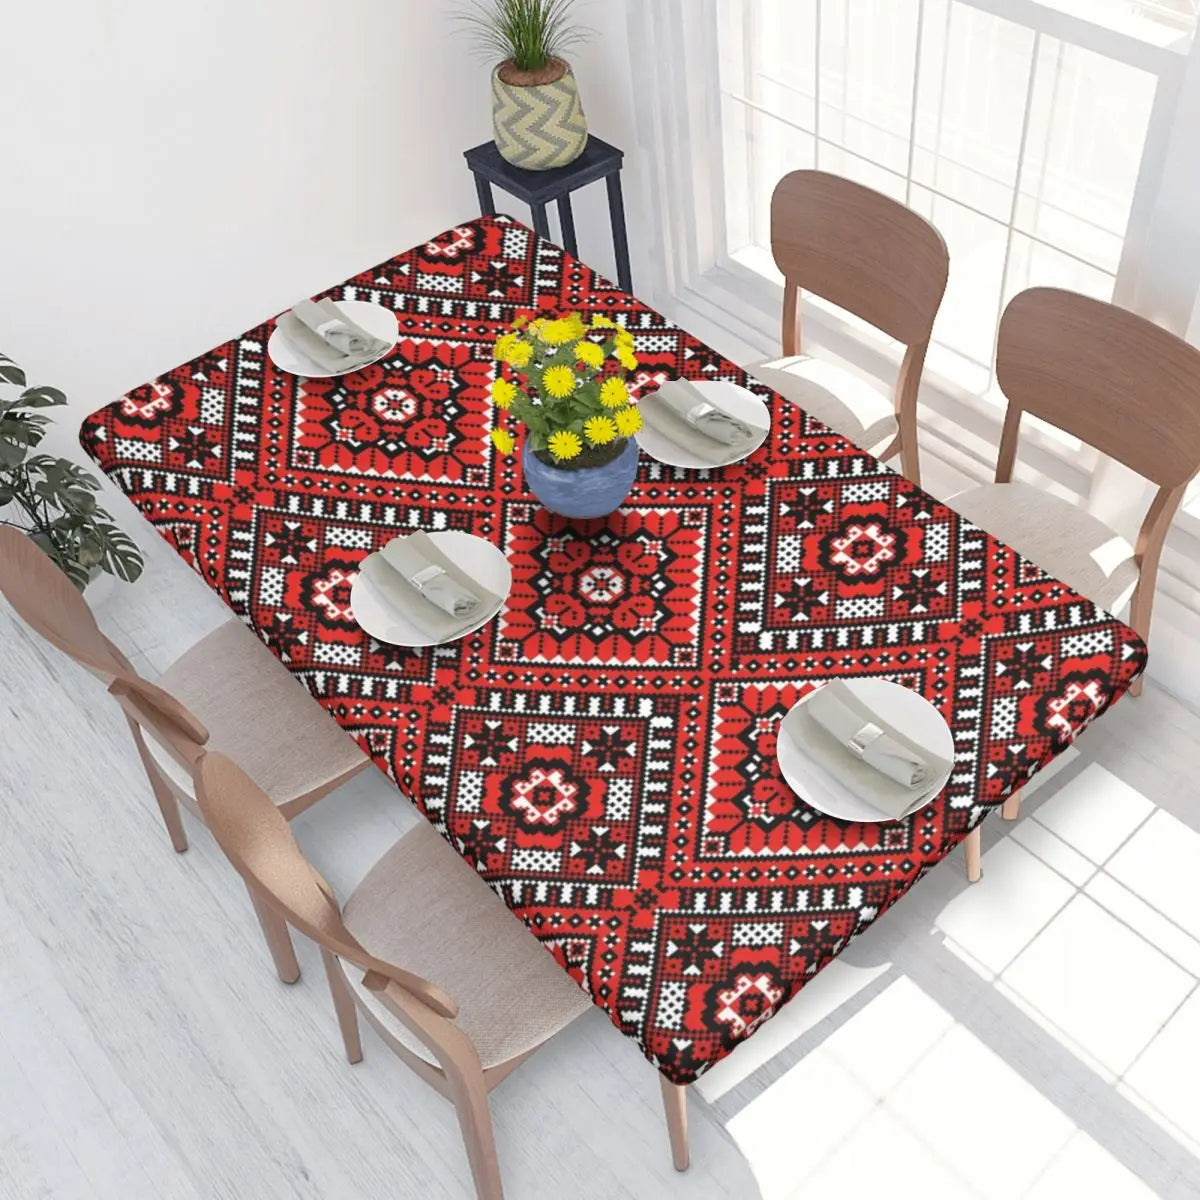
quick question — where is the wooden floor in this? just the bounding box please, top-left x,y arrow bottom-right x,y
3,465 -> 1200,1199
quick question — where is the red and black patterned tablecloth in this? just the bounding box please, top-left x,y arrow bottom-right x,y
81,215 -> 1146,1084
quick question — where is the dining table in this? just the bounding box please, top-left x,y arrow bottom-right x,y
80,214 -> 1147,1088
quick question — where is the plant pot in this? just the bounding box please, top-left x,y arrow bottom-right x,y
521,437 -> 639,519
492,57 -> 588,171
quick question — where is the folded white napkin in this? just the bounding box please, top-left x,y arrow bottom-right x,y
780,680 -> 951,820
640,379 -> 758,463
358,532 -> 500,642
276,298 -> 390,373
806,683 -> 931,790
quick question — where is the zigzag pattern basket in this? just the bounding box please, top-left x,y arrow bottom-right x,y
492,61 -> 588,171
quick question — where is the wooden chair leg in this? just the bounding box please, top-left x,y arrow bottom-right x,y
898,428 -> 921,489
321,949 -> 363,1064
963,825 -> 982,884
660,1076 -> 690,1172
1002,789 -> 1023,821
247,887 -> 301,984
126,716 -> 188,852
444,1060 -> 504,1200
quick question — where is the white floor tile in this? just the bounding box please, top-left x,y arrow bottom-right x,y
1105,810 -> 1200,936
726,1049 -> 877,1200
1123,988 -> 1200,1151
1085,873 -> 1200,978
1030,765 -> 1153,865
821,976 -> 955,1096
795,1107 -> 976,1199
935,839 -> 1075,976
1009,819 -> 1095,887
1025,1132 -> 1158,1199
694,960 -> 890,1102
1001,895 -> 1194,1074
886,1025 -> 1075,1197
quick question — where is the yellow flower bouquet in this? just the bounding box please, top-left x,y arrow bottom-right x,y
489,311 -> 643,470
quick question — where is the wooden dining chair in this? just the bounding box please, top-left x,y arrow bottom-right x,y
956,287 -> 1200,863
747,169 -> 950,486
0,526 -> 370,977
193,751 -> 592,1200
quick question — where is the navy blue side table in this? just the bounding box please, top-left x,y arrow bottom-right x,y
464,135 -> 633,292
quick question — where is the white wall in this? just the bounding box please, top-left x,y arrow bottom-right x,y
0,0 -> 642,431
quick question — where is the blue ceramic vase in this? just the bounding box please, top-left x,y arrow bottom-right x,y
521,436 -> 639,519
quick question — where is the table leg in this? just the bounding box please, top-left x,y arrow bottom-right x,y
473,173 -> 496,217
964,825 -> 982,884
606,171 -> 633,291
660,1077 -> 690,1171
556,193 -> 579,256
530,201 -> 552,240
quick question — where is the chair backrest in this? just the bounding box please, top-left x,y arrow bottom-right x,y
995,288 -> 1200,490
0,525 -> 209,765
0,525 -> 124,675
194,751 -> 457,1019
770,169 -> 950,349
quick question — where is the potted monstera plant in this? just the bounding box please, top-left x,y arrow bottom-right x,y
458,0 -> 591,170
0,352 -> 143,589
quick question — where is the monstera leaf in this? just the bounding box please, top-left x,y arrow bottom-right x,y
0,354 -> 145,589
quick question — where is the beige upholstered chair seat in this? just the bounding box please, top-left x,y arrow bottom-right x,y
342,820 -> 591,1070
148,619 -> 366,803
953,481 -> 1139,613
747,355 -> 898,451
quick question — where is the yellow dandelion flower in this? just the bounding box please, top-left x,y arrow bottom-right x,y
512,314 -> 529,328
574,340 -> 605,369
547,429 -> 583,460
590,315 -> 617,329
526,318 -> 544,339
491,377 -> 518,410
599,376 -> 630,409
583,415 -> 617,446
490,427 -> 515,455
615,406 -> 643,437
505,340 -> 532,368
539,318 -> 577,346
494,332 -> 518,361
615,346 -> 639,372
542,364 -> 577,399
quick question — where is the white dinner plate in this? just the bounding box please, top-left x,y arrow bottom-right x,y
777,678 -> 955,822
267,299 -> 399,378
349,531 -> 512,648
636,379 -> 771,469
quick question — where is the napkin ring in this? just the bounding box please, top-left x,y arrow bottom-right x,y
409,564 -> 446,593
848,722 -> 885,758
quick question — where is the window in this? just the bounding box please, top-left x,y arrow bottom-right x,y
717,0 -> 1194,394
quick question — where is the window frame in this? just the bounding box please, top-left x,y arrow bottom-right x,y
629,0 -> 1200,546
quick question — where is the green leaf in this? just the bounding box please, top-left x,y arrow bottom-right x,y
17,385 -> 67,408
88,521 -> 144,583
0,439 -> 28,468
0,354 -> 26,387
61,555 -> 92,591
0,418 -> 40,446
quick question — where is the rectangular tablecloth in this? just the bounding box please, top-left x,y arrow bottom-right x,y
81,215 -> 1146,1084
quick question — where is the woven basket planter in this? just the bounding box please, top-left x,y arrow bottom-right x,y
491,57 -> 588,171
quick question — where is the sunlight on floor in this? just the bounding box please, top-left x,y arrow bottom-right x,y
721,760 -> 1199,1197
935,763 -> 1200,1156
724,975 -> 1166,1199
